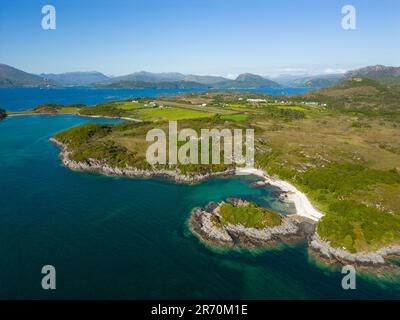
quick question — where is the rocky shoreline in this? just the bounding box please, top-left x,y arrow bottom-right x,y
189,199 -> 400,270
49,137 -> 235,184
309,234 -> 400,270
189,198 -> 315,248
50,137 -> 400,270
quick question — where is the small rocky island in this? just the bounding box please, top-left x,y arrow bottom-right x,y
189,198 -> 315,248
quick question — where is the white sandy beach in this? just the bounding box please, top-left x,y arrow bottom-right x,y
236,167 -> 324,222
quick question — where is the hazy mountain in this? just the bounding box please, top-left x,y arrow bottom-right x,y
290,74 -> 344,88
109,71 -> 229,85
12,62 -> 400,90
94,80 -> 209,89
99,72 -> 280,89
41,71 -> 110,85
0,63 -> 56,87
111,71 -> 185,82
183,74 -> 229,84
213,73 -> 281,88
275,74 -> 344,88
345,65 -> 400,79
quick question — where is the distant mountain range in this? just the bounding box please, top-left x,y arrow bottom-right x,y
276,74 -> 344,88
1,63 -> 400,89
108,71 -> 228,84
95,80 -> 210,89
96,72 -> 281,89
41,71 -> 110,85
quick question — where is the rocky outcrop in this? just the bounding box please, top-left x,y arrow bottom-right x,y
49,137 -> 235,184
189,198 -> 313,248
309,234 -> 400,268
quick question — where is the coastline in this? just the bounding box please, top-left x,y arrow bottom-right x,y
236,167 -> 324,222
50,137 -> 400,270
49,137 -> 235,183
309,234 -> 400,269
7,112 -> 141,122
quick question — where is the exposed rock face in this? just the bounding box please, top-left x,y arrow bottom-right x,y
49,137 -> 235,184
309,234 -> 400,267
191,197 -> 400,269
189,198 -> 310,248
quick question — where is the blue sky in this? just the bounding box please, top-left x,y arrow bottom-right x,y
0,0 -> 399,77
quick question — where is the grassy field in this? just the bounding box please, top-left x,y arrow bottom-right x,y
131,107 -> 212,121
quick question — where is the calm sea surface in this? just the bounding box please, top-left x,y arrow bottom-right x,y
0,87 -> 314,111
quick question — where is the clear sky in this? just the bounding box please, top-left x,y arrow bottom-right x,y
0,0 -> 399,77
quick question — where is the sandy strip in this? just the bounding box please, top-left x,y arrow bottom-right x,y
236,167 -> 324,222
7,113 -> 141,122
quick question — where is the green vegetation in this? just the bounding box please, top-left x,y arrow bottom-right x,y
220,114 -> 249,122
317,200 -> 400,253
79,103 -> 123,117
54,123 -> 147,168
292,163 -> 400,252
34,103 -> 85,114
53,119 -> 241,174
79,101 -> 214,121
219,203 -> 282,229
8,103 -> 84,115
300,163 -> 400,196
136,107 -> 211,121
255,116 -> 400,252
297,77 -> 400,122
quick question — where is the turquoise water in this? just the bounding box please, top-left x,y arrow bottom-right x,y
0,87 -> 315,111
0,115 -> 399,299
